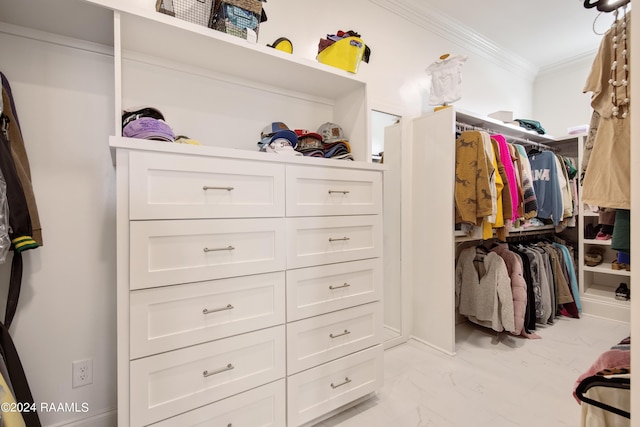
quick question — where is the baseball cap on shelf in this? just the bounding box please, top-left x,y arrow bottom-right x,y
260,137 -> 303,156
295,129 -> 324,150
317,122 -> 349,143
259,122 -> 299,149
123,117 -> 175,142
122,107 -> 166,129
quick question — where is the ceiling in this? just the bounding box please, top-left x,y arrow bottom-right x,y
420,0 -> 626,70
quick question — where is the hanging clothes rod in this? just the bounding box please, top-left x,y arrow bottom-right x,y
455,121 -> 558,152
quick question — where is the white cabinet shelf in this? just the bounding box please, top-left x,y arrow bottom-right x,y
583,238 -> 612,246
117,10 -> 365,100
583,265 -> 631,277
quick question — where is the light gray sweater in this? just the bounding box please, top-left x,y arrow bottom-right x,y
455,247 -> 515,333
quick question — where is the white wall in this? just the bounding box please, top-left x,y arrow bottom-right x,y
533,55 -> 595,137
0,1 -> 588,425
0,30 -> 117,426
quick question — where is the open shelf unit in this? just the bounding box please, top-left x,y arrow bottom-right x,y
580,210 -> 631,322
81,0 -> 372,162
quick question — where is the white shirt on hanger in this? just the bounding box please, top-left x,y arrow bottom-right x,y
426,54 -> 468,105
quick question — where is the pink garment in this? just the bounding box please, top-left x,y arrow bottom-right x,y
492,134 -> 519,222
490,243 -> 527,336
572,349 -> 630,403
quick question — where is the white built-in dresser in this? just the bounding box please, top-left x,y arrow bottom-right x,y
101,2 -> 384,424
112,141 -> 384,426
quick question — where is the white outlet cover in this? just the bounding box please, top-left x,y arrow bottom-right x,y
72,359 -> 93,388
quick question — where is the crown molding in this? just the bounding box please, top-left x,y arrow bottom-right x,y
536,49 -> 598,77
368,0 -> 539,81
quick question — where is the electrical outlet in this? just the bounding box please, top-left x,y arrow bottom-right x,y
72,358 -> 93,388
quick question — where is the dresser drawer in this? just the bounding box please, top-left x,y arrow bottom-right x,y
287,345 -> 383,427
151,380 -> 286,427
287,302 -> 382,374
286,216 -> 382,269
130,218 -> 285,289
286,259 -> 382,321
131,326 -> 285,427
128,151 -> 285,219
286,165 -> 382,217
130,272 -> 285,359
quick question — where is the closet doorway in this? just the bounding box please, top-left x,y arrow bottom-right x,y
371,109 -> 405,347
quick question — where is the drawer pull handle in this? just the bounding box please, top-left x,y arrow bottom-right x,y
329,237 -> 350,242
329,283 -> 350,290
330,377 -> 352,389
204,246 -> 235,253
328,190 -> 350,195
203,186 -> 234,191
203,304 -> 234,315
203,363 -> 234,378
329,329 -> 351,339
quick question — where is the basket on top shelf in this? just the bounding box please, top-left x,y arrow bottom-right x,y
156,0 -> 262,40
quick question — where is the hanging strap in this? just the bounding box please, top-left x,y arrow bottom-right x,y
5,253 -> 22,329
0,128 -> 34,330
0,320 -> 41,426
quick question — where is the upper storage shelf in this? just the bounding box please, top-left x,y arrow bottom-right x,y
456,109 -> 557,144
116,10 -> 366,101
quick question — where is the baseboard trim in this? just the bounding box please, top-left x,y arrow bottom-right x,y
45,408 -> 117,427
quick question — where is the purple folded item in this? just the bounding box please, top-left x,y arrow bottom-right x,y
123,117 -> 175,142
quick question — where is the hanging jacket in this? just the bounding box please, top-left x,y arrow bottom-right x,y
0,72 -> 42,426
455,247 -> 515,333
490,243 -> 527,336
491,135 -> 519,224
1,73 -> 42,246
454,131 -> 493,226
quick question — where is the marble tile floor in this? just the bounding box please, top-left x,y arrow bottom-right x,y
318,315 -> 630,427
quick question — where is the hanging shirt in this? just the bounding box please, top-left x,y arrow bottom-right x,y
514,144 -> 538,219
425,54 -> 468,105
528,150 -> 563,226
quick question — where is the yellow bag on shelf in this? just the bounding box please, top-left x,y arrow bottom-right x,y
317,37 -> 365,74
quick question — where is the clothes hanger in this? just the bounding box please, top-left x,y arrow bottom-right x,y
575,375 -> 630,419
584,0 -> 631,13
598,0 -> 630,12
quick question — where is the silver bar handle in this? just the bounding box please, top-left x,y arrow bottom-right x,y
203,363 -> 234,378
330,377 -> 352,389
329,329 -> 351,339
203,304 -> 234,315
329,237 -> 350,242
329,283 -> 350,290
203,186 -> 234,191
204,246 -> 235,253
328,190 -> 350,195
